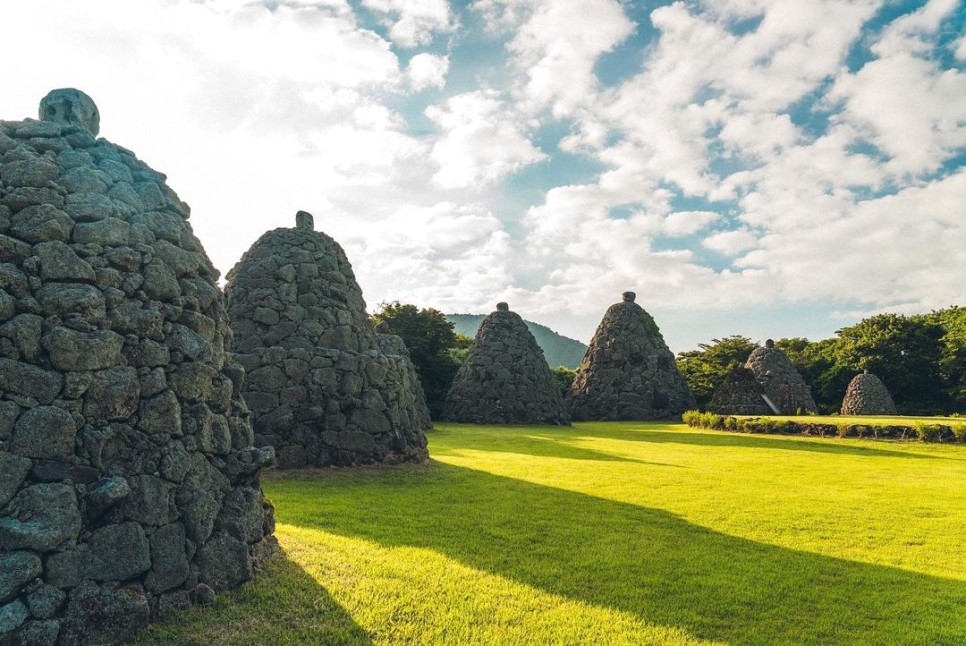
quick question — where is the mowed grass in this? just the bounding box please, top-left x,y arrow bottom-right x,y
138,422 -> 966,645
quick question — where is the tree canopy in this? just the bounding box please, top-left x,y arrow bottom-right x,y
675,306 -> 966,415
373,302 -> 472,418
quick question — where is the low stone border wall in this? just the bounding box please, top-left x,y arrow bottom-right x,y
682,411 -> 966,443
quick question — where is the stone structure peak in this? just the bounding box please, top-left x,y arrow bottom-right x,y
39,88 -> 100,136
496,302 -> 509,312
295,210 -> 313,230
622,291 -> 636,302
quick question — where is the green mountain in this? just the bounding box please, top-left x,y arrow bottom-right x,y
445,314 -> 588,369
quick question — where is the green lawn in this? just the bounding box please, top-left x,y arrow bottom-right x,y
138,422 -> 966,645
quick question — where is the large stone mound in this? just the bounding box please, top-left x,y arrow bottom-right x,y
225,212 -> 429,468
376,321 -> 432,431
841,371 -> 897,415
708,366 -> 772,415
744,340 -> 817,414
442,303 -> 569,425
566,292 -> 694,420
0,89 -> 276,645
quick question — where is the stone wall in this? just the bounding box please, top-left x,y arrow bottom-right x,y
442,303 -> 569,425
841,372 -> 897,415
0,89 -> 276,645
744,340 -> 817,415
567,292 -> 694,420
225,214 -> 429,468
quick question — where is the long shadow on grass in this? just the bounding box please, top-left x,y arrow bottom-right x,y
270,464 -> 966,645
432,425 -> 676,466
135,548 -> 371,645
578,422 -> 943,460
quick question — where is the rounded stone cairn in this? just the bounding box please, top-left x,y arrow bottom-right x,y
744,339 -> 817,414
708,366 -> 772,415
224,212 -> 430,468
0,89 -> 276,646
566,292 -> 695,420
841,371 -> 897,415
441,302 -> 569,425
375,321 -> 432,431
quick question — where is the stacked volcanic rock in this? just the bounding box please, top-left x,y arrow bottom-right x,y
0,89 -> 276,646
375,321 -> 432,431
744,340 -> 817,414
841,371 -> 897,415
566,292 -> 694,420
708,366 -> 772,415
225,212 -> 429,468
441,303 -> 569,425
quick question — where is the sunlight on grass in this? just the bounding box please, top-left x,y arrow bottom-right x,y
139,421 -> 966,645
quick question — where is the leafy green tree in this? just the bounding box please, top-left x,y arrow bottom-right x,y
923,306 -> 966,410
776,337 -> 851,413
373,302 -> 472,418
676,336 -> 757,409
550,366 -> 577,398
834,314 -> 945,413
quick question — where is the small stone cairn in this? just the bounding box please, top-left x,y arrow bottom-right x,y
375,321 -> 432,431
442,302 -> 569,425
0,89 -> 276,645
744,339 -> 817,414
708,366 -> 772,415
225,212 -> 429,468
566,292 -> 695,420
841,371 -> 897,415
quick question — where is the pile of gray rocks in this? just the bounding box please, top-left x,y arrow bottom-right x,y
708,366 -> 772,415
744,340 -> 817,414
225,213 -> 429,468
376,321 -> 432,431
0,89 -> 276,646
566,292 -> 694,420
840,371 -> 897,415
441,303 -> 569,425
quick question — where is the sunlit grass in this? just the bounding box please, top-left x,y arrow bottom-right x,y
138,421 -> 966,645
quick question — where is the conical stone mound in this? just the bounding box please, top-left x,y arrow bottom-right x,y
708,366 -> 772,415
225,212 -> 429,468
566,292 -> 695,420
376,321 -> 432,430
745,340 -> 817,414
0,89 -> 276,646
442,303 -> 569,425
841,371 -> 897,415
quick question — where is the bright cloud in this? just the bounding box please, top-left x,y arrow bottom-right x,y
0,0 -> 962,351
426,90 -> 546,189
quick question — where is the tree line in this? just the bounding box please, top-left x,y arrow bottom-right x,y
375,302 -> 966,418
676,306 -> 966,415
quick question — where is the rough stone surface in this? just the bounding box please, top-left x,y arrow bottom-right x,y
745,340 -> 818,414
708,366 -> 773,415
376,324 -> 432,431
0,91 -> 276,645
225,214 -> 430,468
442,304 -> 569,425
841,372 -> 897,415
566,293 -> 694,420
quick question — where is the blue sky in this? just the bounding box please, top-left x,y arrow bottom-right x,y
1,0 -> 963,351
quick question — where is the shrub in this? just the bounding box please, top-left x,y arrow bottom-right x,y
911,421 -> 943,442
950,423 -> 966,442
682,410 -> 701,426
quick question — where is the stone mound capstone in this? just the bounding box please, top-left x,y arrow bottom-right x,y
744,339 -> 817,414
708,366 -> 772,415
224,212 -> 429,468
441,303 -> 569,425
566,292 -> 695,420
0,89 -> 276,646
840,371 -> 897,415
